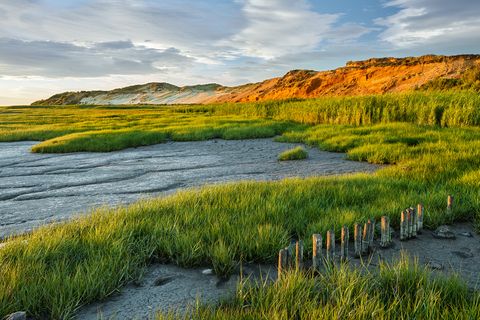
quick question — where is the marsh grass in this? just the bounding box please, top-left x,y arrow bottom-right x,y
278,146 -> 308,161
159,256 -> 480,319
2,91 -> 480,153
0,92 -> 479,318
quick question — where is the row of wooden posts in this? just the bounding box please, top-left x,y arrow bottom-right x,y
278,195 -> 454,275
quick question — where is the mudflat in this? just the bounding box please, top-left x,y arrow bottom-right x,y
0,139 -> 379,238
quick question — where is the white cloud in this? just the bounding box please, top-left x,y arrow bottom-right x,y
376,0 -> 480,49
0,38 -> 193,77
224,0 -> 339,59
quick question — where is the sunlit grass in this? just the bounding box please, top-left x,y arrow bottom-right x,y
278,146 -> 308,161
0,92 -> 479,318
159,256 -> 480,319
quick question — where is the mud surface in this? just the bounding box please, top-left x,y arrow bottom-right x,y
78,223 -> 479,320
0,139 -> 379,237
78,264 -> 275,320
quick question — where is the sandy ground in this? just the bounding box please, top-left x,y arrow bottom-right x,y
0,139 -> 379,238
77,223 -> 479,320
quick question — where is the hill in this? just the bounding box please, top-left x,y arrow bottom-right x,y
32,54 -> 480,105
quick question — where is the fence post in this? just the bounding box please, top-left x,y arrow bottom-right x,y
326,229 -> 335,261
411,207 -> 418,237
400,210 -> 407,241
417,203 -> 424,233
340,225 -> 349,260
287,240 -> 296,269
354,224 -> 362,257
312,234 -> 322,270
447,195 -> 454,216
407,208 -> 413,238
380,216 -> 391,248
362,221 -> 371,255
368,219 -> 375,249
295,240 -> 303,271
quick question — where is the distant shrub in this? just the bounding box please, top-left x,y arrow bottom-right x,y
278,146 -> 308,161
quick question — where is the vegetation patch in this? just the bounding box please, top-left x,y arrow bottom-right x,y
159,257 -> 480,319
0,91 -> 479,318
278,146 -> 308,161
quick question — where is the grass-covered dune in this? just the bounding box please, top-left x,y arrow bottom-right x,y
0,91 -> 479,318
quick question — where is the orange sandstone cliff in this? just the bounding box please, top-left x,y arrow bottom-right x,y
32,54 -> 480,105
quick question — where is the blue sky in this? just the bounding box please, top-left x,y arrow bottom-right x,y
1,0 -> 480,105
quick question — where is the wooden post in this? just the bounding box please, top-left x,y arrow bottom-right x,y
447,195 -> 454,214
362,222 -> 370,255
287,240 -> 296,268
417,203 -> 424,233
407,209 -> 413,238
326,230 -> 335,260
380,216 -> 391,248
295,240 -> 303,270
400,210 -> 407,241
354,224 -> 362,257
278,248 -> 288,277
411,207 -> 417,237
340,225 -> 349,260
312,234 -> 322,270
368,219 -> 375,249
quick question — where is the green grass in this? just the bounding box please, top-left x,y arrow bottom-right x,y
0,105 -> 299,153
0,91 -> 479,318
159,256 -> 480,319
278,146 -> 308,161
1,91 -> 480,153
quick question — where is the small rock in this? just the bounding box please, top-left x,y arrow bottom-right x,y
202,269 -> 213,275
432,225 -> 456,239
452,251 -> 474,259
5,311 -> 27,320
426,260 -> 444,270
458,231 -> 473,237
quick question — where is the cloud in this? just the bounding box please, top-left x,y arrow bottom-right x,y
224,0 -> 339,58
376,0 -> 480,50
0,0 -> 244,59
0,38 -> 193,77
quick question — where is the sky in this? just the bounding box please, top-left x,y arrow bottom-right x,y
1,0 -> 480,105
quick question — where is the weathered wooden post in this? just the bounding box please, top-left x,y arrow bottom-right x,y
400,210 -> 407,241
417,203 -> 424,232
362,221 -> 371,255
340,225 -> 349,260
411,207 -> 418,237
447,195 -> 454,215
295,240 -> 303,270
354,224 -> 362,257
326,229 -> 335,260
407,208 -> 413,238
278,248 -> 288,277
312,234 -> 322,270
287,240 -> 296,268
380,216 -> 391,248
368,219 -> 375,249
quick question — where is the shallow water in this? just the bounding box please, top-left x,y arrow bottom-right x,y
0,139 -> 379,237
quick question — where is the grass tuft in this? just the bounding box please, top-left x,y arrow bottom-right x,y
278,146 -> 308,161
158,256 -> 480,319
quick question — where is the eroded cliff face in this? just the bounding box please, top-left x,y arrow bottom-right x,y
32,54 -> 480,105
